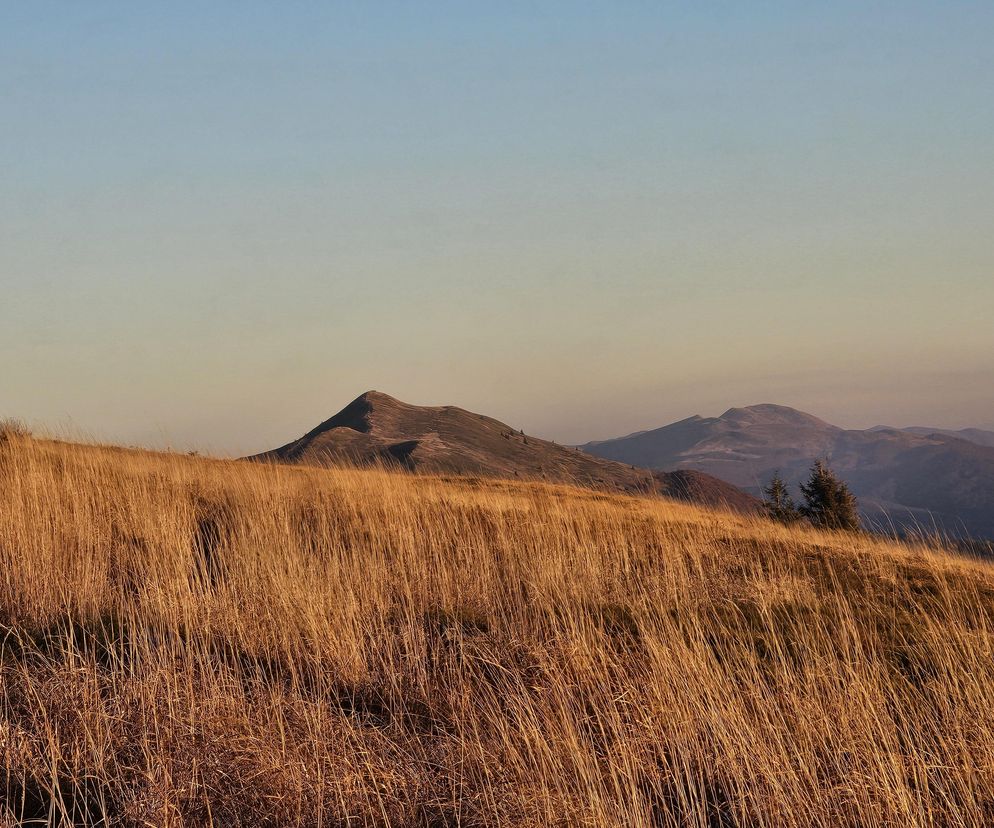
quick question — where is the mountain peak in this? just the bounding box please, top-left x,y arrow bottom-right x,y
718,404 -> 833,429
304,390 -> 403,437
355,389 -> 399,404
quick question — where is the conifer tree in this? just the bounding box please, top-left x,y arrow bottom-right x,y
798,460 -> 861,532
762,472 -> 800,524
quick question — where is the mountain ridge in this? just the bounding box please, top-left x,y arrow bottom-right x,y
249,391 -> 759,513
870,424 -> 994,448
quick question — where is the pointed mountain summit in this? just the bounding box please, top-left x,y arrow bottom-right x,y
300,390 -> 422,437
249,392 -> 758,512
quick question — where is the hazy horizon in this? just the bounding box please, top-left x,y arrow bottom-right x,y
4,3 -> 993,455
16,387 -> 994,459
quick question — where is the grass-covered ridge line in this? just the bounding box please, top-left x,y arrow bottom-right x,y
1,435 -> 993,826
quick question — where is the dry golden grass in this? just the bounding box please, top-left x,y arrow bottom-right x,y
1,434 -> 993,826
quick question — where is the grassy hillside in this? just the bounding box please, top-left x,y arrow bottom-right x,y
1,434 -> 993,826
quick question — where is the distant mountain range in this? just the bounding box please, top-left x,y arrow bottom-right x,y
249,391 -> 758,513
579,404 -> 994,540
869,425 -> 994,448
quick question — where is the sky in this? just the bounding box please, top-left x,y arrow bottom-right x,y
3,2 -> 993,455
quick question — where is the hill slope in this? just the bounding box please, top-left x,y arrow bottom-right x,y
580,403 -> 994,538
2,435 -> 993,825
250,391 -> 758,512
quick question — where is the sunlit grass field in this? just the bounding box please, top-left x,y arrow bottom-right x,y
1,432 -> 992,826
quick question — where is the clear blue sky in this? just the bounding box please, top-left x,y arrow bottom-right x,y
3,2 -> 993,454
